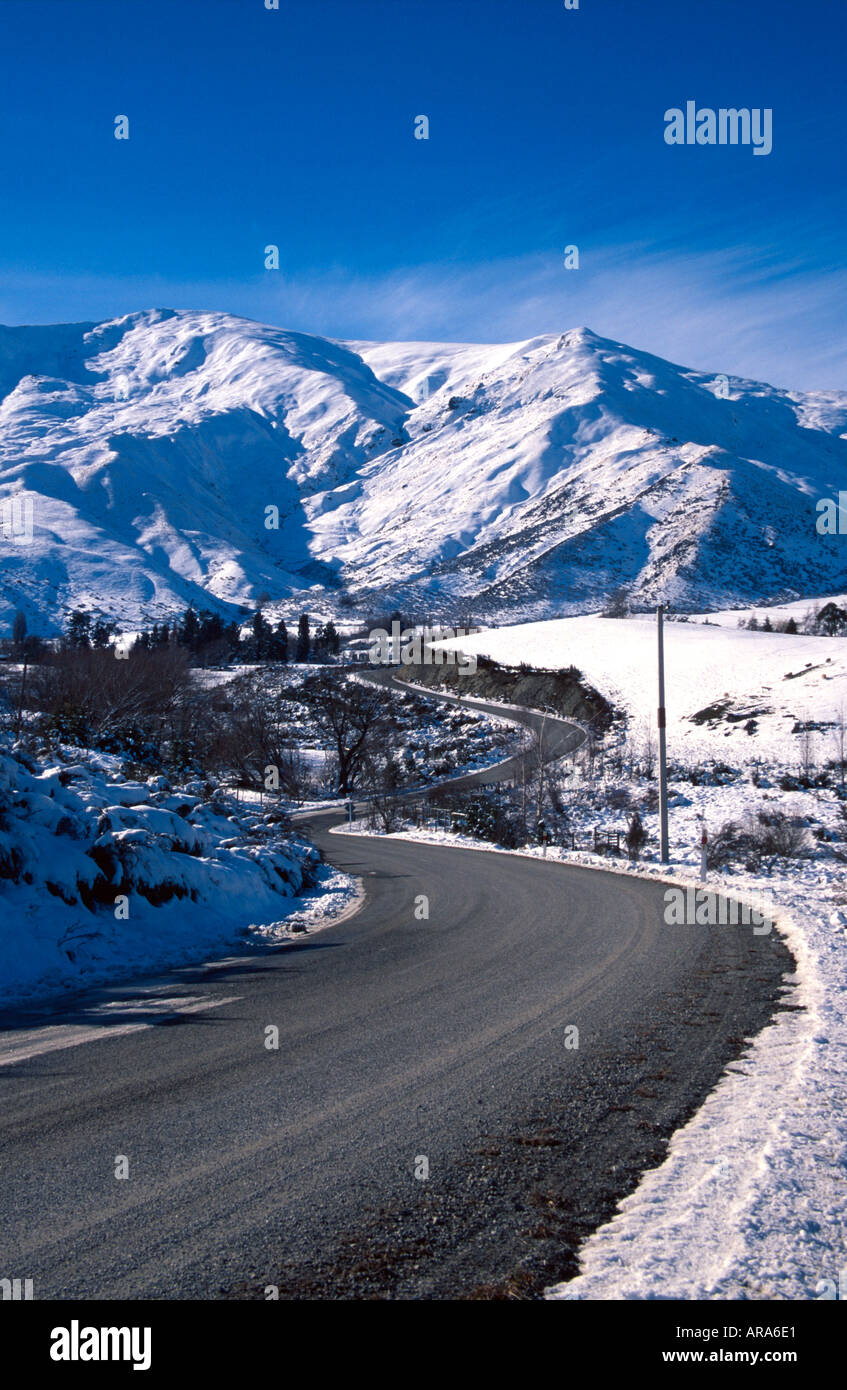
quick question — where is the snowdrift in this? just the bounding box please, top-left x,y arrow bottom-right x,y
0,738 -> 317,1004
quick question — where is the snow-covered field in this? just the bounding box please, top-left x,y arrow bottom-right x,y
0,739 -> 358,1007
438,613 -> 847,770
688,595 -> 847,630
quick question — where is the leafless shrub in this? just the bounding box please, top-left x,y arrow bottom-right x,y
831,705 -> 847,791
625,808 -> 648,861
29,645 -> 192,744
362,737 -> 403,831
707,811 -> 811,870
605,785 -> 632,813
205,671 -> 292,783
754,810 -> 810,858
796,720 -> 817,781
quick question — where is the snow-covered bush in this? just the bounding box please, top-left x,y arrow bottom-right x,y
464,798 -> 498,841
0,735 -> 321,1002
707,810 -> 811,871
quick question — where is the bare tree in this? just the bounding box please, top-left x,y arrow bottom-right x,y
363,737 -> 403,832
534,715 -> 550,829
203,670 -> 296,785
797,719 -> 816,782
301,674 -> 389,794
276,749 -> 311,803
514,716 -> 565,839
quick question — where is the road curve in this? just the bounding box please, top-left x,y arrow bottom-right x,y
357,665 -> 585,794
0,678 -> 792,1300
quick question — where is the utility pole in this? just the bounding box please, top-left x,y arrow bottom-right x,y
657,605 -> 669,863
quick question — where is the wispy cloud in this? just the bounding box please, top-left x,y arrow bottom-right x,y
1,242 -> 844,391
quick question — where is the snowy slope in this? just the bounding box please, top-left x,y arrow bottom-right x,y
437,614 -> 847,770
0,310 -> 411,631
2,309 -> 847,632
334,329 -> 847,620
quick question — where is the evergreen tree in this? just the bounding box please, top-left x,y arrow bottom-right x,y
198,610 -> 224,648
296,613 -> 310,662
67,610 -> 92,648
225,620 -> 242,658
91,618 -> 116,648
816,602 -> 847,636
12,610 -> 26,648
252,610 -> 272,660
274,619 -> 289,661
324,618 -> 340,656
603,586 -> 630,618
466,798 -> 497,840
181,606 -> 200,650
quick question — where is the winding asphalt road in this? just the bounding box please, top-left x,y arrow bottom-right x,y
0,677 -> 791,1299
359,665 -> 586,782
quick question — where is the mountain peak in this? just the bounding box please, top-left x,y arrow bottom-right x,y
2,310 -> 846,632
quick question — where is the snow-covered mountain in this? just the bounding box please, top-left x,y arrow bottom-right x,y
1,307 -> 846,632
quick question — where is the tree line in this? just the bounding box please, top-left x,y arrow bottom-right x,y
14,607 -> 343,665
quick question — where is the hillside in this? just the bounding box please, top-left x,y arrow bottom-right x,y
437,613 -> 847,769
2,309 -> 846,632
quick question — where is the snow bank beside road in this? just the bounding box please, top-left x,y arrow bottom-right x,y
548,870 -> 842,1302
0,740 -> 357,1007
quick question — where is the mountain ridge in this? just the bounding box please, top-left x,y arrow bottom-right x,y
1,308 -> 846,632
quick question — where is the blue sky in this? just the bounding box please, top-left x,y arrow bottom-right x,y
0,0 -> 844,387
